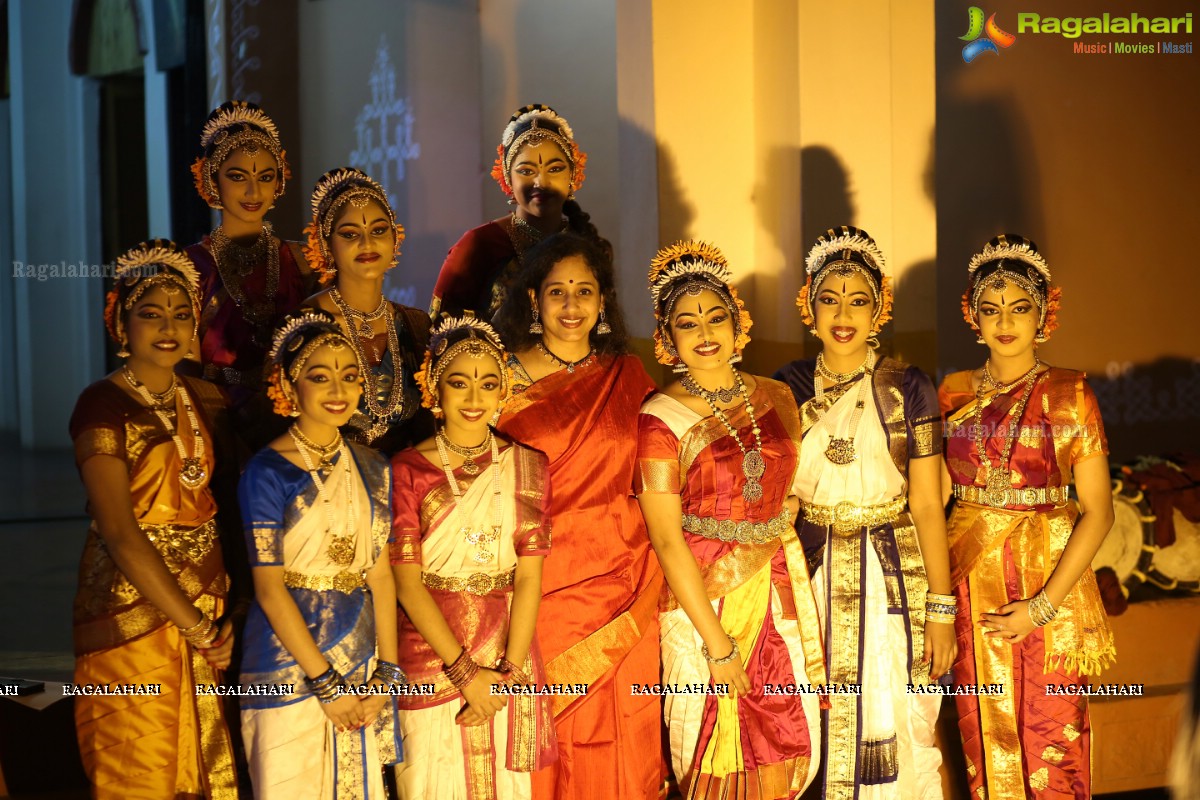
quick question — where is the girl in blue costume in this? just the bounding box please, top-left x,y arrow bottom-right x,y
238,310 -> 403,798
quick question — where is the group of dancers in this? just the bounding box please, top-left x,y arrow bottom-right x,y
68,101 -> 1116,799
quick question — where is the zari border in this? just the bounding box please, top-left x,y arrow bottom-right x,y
823,524 -> 865,800
543,570 -> 662,717
191,592 -> 238,799
463,712 -> 498,799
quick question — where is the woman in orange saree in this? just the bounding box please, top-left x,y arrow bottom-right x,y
493,233 -> 665,799
71,241 -> 238,798
940,235 -> 1115,799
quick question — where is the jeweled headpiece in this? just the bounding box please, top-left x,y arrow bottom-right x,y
490,104 -> 587,197
415,316 -> 511,411
104,240 -> 201,348
190,101 -> 289,209
648,240 -> 753,366
263,310 -> 356,416
962,234 -> 1060,341
797,226 -> 893,334
302,168 -> 405,285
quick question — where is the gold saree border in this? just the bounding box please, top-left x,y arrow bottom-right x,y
543,570 -> 663,717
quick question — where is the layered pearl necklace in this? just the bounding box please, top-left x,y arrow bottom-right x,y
289,425 -> 358,567
123,367 -> 207,490
436,429 -> 503,564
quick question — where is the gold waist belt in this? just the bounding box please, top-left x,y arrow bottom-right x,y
423,568 -> 516,596
953,483 -> 1070,509
283,569 -> 366,594
681,508 -> 791,544
800,497 -> 907,533
139,519 -> 217,563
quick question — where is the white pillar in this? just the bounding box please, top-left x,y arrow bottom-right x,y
8,0 -> 104,448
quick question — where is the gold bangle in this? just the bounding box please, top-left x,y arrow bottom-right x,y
177,608 -> 208,635
925,592 -> 956,605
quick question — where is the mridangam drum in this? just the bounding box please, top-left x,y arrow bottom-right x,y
1147,509 -> 1200,593
1090,479 -> 1155,595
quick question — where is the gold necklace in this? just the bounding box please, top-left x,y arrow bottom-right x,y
813,349 -> 875,465
973,359 -> 1041,506
331,287 -> 389,338
289,426 -> 358,567
328,289 -> 406,442
435,430 -> 503,564
209,223 -> 280,346
983,358 -> 1041,393
290,423 -> 343,470
680,370 -> 739,404
436,428 -> 490,476
692,369 -> 766,503
123,368 -> 207,489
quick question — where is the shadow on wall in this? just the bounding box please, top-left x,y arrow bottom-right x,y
655,140 -> 696,246
936,0 -> 1044,381
891,130 -> 939,375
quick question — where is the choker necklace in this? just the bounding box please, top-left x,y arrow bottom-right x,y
813,349 -> 875,465
974,358 -> 1041,506
680,371 -> 739,405
815,352 -> 870,385
290,424 -> 343,470
436,429 -> 503,564
982,358 -> 1042,393
436,429 -> 491,476
289,425 -> 358,566
209,222 -> 279,348
331,287 -> 389,338
690,369 -> 766,503
123,368 -> 207,489
537,341 -> 594,374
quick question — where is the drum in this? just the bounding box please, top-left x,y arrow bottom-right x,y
1090,478 -> 1155,596
1146,509 -> 1200,593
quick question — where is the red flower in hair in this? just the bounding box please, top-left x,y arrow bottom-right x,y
491,145 -> 511,195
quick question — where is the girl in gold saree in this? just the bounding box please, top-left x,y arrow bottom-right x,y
70,240 -> 238,798
391,316 -> 556,799
940,235 -> 1114,798
238,311 -> 402,798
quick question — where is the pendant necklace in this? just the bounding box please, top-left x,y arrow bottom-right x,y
813,349 -> 875,465
536,341 -> 595,374
436,429 -> 503,564
438,432 -> 491,476
680,371 -> 739,404
289,425 -> 358,567
331,287 -> 390,338
973,358 -> 1041,506
690,369 -> 766,503
123,368 -> 208,489
329,288 -> 405,442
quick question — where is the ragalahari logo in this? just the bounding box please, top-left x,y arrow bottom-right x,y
961,7 -> 1017,62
